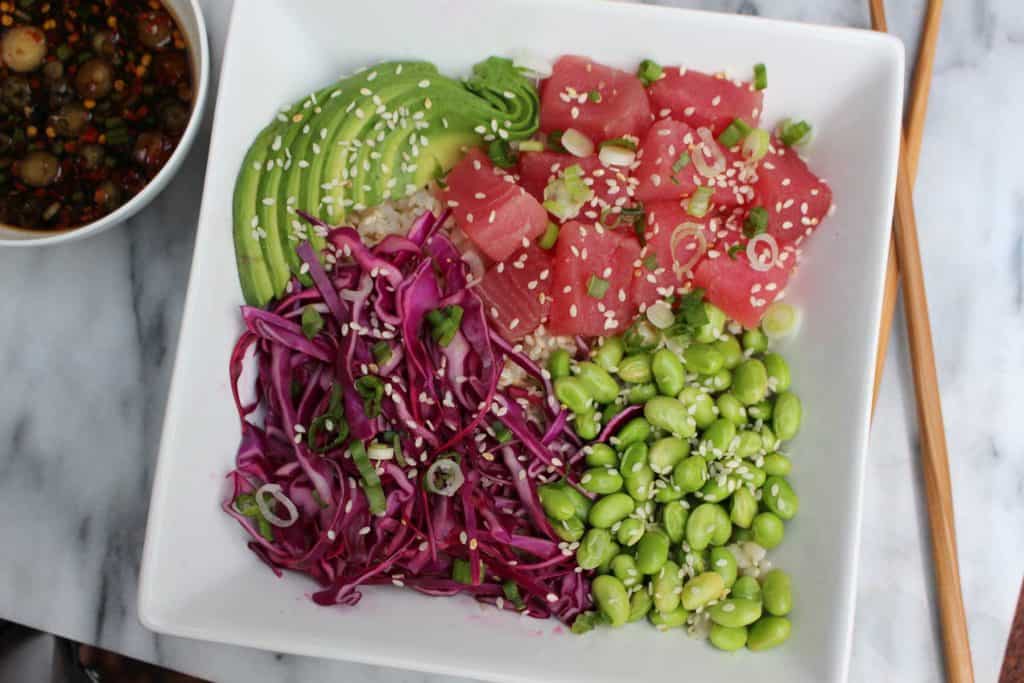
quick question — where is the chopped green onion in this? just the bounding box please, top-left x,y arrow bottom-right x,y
600,136 -> 638,152
728,243 -> 744,260
633,215 -> 648,245
718,118 -> 753,148
390,431 -> 406,467
754,63 -> 768,90
642,254 -> 659,271
372,342 -> 392,365
742,128 -> 770,162
571,611 -> 600,635
778,119 -> 812,147
588,89 -> 602,103
488,139 -> 517,169
502,581 -> 525,609
762,301 -> 801,339
743,206 -> 769,238
426,305 -> 464,347
424,457 -> 465,496
308,384 -> 349,453
599,206 -> 623,229
234,493 -> 260,517
311,489 -> 329,509
637,59 -> 664,87
517,140 -> 545,153
623,319 -> 661,353
665,288 -> 709,338
492,420 -> 513,444
350,441 -> 387,515
354,375 -> 385,418
301,305 -> 324,340
55,44 -> 73,61
257,518 -> 274,542
547,130 -> 566,153
671,152 -> 691,173
587,275 -> 610,299
542,164 -> 593,220
452,558 -> 474,585
538,221 -> 560,249
686,186 -> 713,218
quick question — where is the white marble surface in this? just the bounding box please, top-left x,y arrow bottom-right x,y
0,1 -> 1020,682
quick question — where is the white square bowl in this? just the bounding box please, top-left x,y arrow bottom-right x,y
138,1 -> 904,681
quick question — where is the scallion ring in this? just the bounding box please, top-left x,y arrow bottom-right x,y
425,458 -> 465,496
762,301 -> 801,339
746,233 -> 780,272
254,483 -> 300,528
669,222 -> 708,276
692,128 -> 726,178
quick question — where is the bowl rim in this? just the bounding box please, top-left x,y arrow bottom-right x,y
0,0 -> 211,247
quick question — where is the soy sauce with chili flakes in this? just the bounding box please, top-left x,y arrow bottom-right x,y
0,0 -> 193,230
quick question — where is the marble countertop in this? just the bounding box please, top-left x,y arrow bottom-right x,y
1,1 -> 1020,681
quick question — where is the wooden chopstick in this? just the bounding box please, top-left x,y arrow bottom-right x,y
869,0 -> 944,412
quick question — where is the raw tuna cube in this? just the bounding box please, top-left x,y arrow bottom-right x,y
517,151 -> 632,214
477,245 -> 553,341
631,200 -> 715,309
648,67 -> 763,135
753,139 -> 833,246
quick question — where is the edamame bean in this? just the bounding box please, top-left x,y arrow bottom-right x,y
717,393 -> 747,426
625,466 -> 655,501
681,571 -> 725,610
759,425 -> 779,451
736,464 -> 767,488
698,477 -> 732,503
686,503 -> 730,551
586,443 -> 618,468
684,343 -> 725,375
555,377 -> 593,414
576,361 -> 620,404
672,456 -> 708,493
577,528 -> 614,570
710,547 -> 738,588
762,569 -> 793,617
747,616 -> 791,651
752,512 -> 785,549
635,528 -> 670,574
742,328 -> 768,353
705,368 -> 733,392
611,553 -> 641,588
597,540 -> 621,574
594,336 -> 625,372
618,353 -> 653,384
548,349 -> 571,380
733,359 -> 769,406
552,515 -> 585,542
732,527 -> 755,544
644,397 -> 696,438
652,560 -> 684,613
735,431 -> 763,458
709,598 -> 763,628
679,386 -> 717,429
628,587 -> 653,622
573,411 -> 601,440
679,548 -> 707,574
615,416 -> 651,448
557,484 -> 593,521
538,484 -> 575,521
592,575 -> 630,627
730,486 -> 758,528
654,483 -> 684,503
652,348 -> 686,396
588,493 -> 635,528
772,391 -> 802,441
581,467 -> 624,494
763,476 -> 799,520
649,437 -> 689,474
762,352 -> 791,392
747,400 -> 773,421
762,452 -> 792,476
662,500 -> 689,544
619,442 -> 649,476
732,576 -> 762,603
626,382 -> 658,405
695,303 -> 727,343
616,517 -> 645,547
702,418 -> 737,455
649,605 -> 690,630
709,624 -> 748,651
712,334 -> 742,368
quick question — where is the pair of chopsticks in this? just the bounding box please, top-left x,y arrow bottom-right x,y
867,2 -> 975,682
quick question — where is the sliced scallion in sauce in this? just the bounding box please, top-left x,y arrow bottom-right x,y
538,221 -> 560,249
301,305 -> 324,340
779,119 -> 812,147
686,186 -> 713,218
637,59 -> 664,87
743,206 -> 769,238
718,118 -> 753,148
488,139 -> 517,168
426,305 -> 464,347
754,63 -> 768,90
587,275 -> 610,299
351,441 -> 387,516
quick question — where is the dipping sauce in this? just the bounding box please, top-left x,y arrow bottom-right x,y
0,0 -> 193,230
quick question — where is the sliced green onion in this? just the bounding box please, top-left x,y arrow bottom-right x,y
425,457 -> 465,496
637,59 -> 664,87
671,152 -> 691,173
452,558 -> 474,585
492,420 -> 513,444
754,63 -> 768,90
642,254 -> 658,271
503,581 -> 525,609
588,89 -> 602,103
600,136 -> 638,152
354,375 -> 385,418
587,275 -> 610,299
599,206 -> 623,229
620,204 -> 645,220
718,118 -> 753,148
367,441 -> 396,460
372,341 -> 392,364
728,243 -> 744,260
426,305 -> 464,347
308,384 -> 349,453
571,611 -> 600,635
311,489 -> 329,509
547,129 -> 566,153
257,518 -> 274,541
686,186 -> 713,218
488,139 -> 517,168
517,140 -> 545,153
743,206 -> 769,238
778,119 -> 812,147
350,441 -> 387,515
742,128 -> 770,162
538,221 -> 560,249
761,301 -> 801,339
233,493 -> 260,517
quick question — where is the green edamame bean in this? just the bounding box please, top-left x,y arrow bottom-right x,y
652,560 -> 684,613
555,376 -> 593,414
617,353 -> 653,384
731,576 -> 762,602
730,486 -> 758,528
733,359 -> 769,405
649,437 -> 689,474
679,548 -> 707,574
616,517 -> 645,547
717,393 -> 747,426
555,483 -> 592,521
706,368 -> 733,392
710,547 -> 738,588
702,418 -> 737,455
679,386 -> 717,429
594,336 -> 625,372
773,391 -> 802,441
709,598 -> 763,628
537,484 -> 576,521
548,349 -> 571,380
644,396 -> 696,438
597,540 -> 621,574
742,328 -> 768,353
710,624 -> 748,651
734,465 -> 766,488
635,528 -> 670,574
654,483 -> 685,503
681,571 -> 725,610
662,500 -> 689,544
552,515 -> 585,542
762,569 -> 793,616
735,431 -> 763,458
588,493 -> 635,528
683,343 -> 725,375
732,527 -> 755,544
611,553 -> 641,588
763,476 -> 799,520
759,425 -> 779,451
619,442 -> 649,476
586,443 -> 618,468
686,503 -> 731,551
748,400 -> 773,421
626,382 -> 658,405
581,467 -> 624,495
672,456 -> 708,493
573,411 -> 601,440
649,605 -> 690,630
752,512 -> 785,549
591,575 -> 630,627
625,466 -> 655,501
576,361 -> 620,404
628,587 -> 653,622
713,336 -> 744,370
577,528 -> 614,570
695,303 -> 727,343
762,452 -> 792,476
652,348 -> 686,397
762,352 -> 791,392
698,476 -> 732,503
615,417 -> 651,448
747,616 -> 791,651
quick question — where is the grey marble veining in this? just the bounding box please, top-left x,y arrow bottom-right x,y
0,1 -> 1021,682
